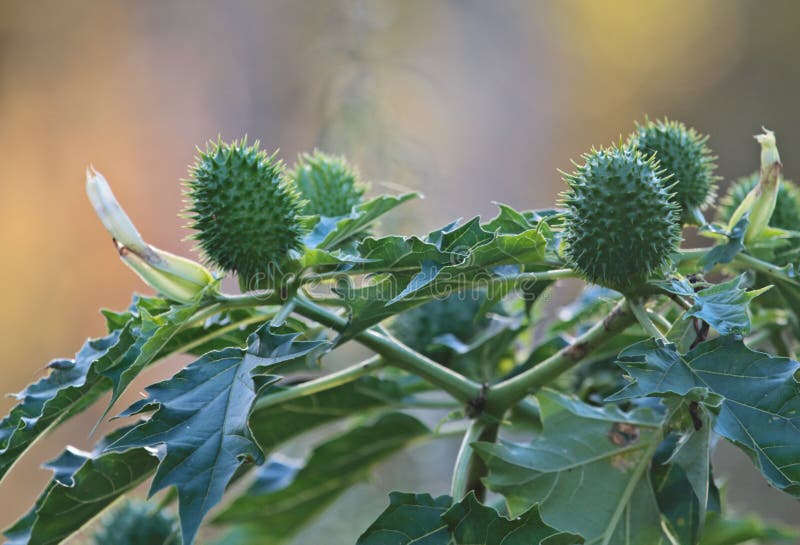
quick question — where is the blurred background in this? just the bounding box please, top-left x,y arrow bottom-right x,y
0,0 -> 798,541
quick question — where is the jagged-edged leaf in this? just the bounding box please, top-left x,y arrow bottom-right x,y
0,295 -> 199,483
299,247 -> 375,268
609,336 -> 800,497
304,193 -> 418,250
356,491 -> 582,545
656,275 -> 768,335
249,375 -> 406,451
700,511 -> 799,545
336,210 -> 549,339
107,326 -> 328,545
213,413 -> 429,544
475,390 -> 669,545
2,427 -> 159,545
699,218 -> 747,272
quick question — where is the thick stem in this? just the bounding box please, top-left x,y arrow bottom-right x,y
450,419 -> 499,502
253,355 -> 386,411
292,297 -> 483,404
487,300 -> 633,411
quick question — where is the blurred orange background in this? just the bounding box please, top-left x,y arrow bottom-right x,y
0,0 -> 798,540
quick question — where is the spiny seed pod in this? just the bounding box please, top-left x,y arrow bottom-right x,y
389,292 -> 489,363
719,172 -> 800,232
92,500 -> 179,545
185,138 -> 303,289
289,150 -> 366,216
562,145 -> 681,292
629,118 -> 718,224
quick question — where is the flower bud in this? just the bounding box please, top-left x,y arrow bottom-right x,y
86,168 -> 214,303
727,129 -> 783,244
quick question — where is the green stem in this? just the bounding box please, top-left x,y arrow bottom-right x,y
734,252 -> 799,283
628,299 -> 666,341
600,434 -> 662,545
647,309 -> 672,333
292,296 -> 483,404
487,300 -> 633,411
476,268 -> 578,291
253,355 -> 385,411
676,247 -> 711,263
450,419 -> 499,501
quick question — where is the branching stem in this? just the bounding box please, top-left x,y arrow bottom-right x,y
292,296 -> 484,404
253,355 -> 386,411
487,300 -> 633,411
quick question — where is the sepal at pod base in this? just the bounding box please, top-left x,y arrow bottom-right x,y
86,167 -> 215,303
727,129 -> 783,245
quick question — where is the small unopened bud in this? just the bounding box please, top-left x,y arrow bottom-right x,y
85,167 -> 148,254
727,128 -> 783,244
86,168 -> 215,303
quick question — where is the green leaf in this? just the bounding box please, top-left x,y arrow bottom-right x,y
3,427 -> 159,545
650,431 -> 719,545
213,413 -> 429,544
475,390 -> 670,545
700,218 -> 747,272
700,511 -> 799,545
107,326 -> 328,545
304,193 -> 418,250
609,336 -> 800,497
0,295 -> 198,483
161,307 -> 269,356
356,491 -> 583,545
656,275 -> 767,335
249,376 -> 406,451
336,210 -> 548,339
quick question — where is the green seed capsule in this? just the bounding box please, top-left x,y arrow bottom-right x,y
561,144 -> 682,292
289,150 -> 366,217
184,138 -> 303,289
629,118 -> 718,224
92,501 -> 179,545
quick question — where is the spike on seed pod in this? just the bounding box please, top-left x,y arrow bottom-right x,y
184,138 -> 304,290
289,150 -> 366,217
629,118 -> 719,224
561,144 -> 682,292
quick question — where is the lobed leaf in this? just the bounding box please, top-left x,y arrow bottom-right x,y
336,207 -> 550,339
2,427 -> 159,545
106,326 -> 328,545
356,491 -> 582,545
475,390 -> 670,545
656,274 -> 768,335
0,296 -> 199,483
214,412 -> 429,544
304,193 -> 418,250
609,336 -> 800,497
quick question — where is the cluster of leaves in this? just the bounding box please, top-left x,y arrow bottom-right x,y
2,124 -> 800,545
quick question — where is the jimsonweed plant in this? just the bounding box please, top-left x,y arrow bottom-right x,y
2,120 -> 799,545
